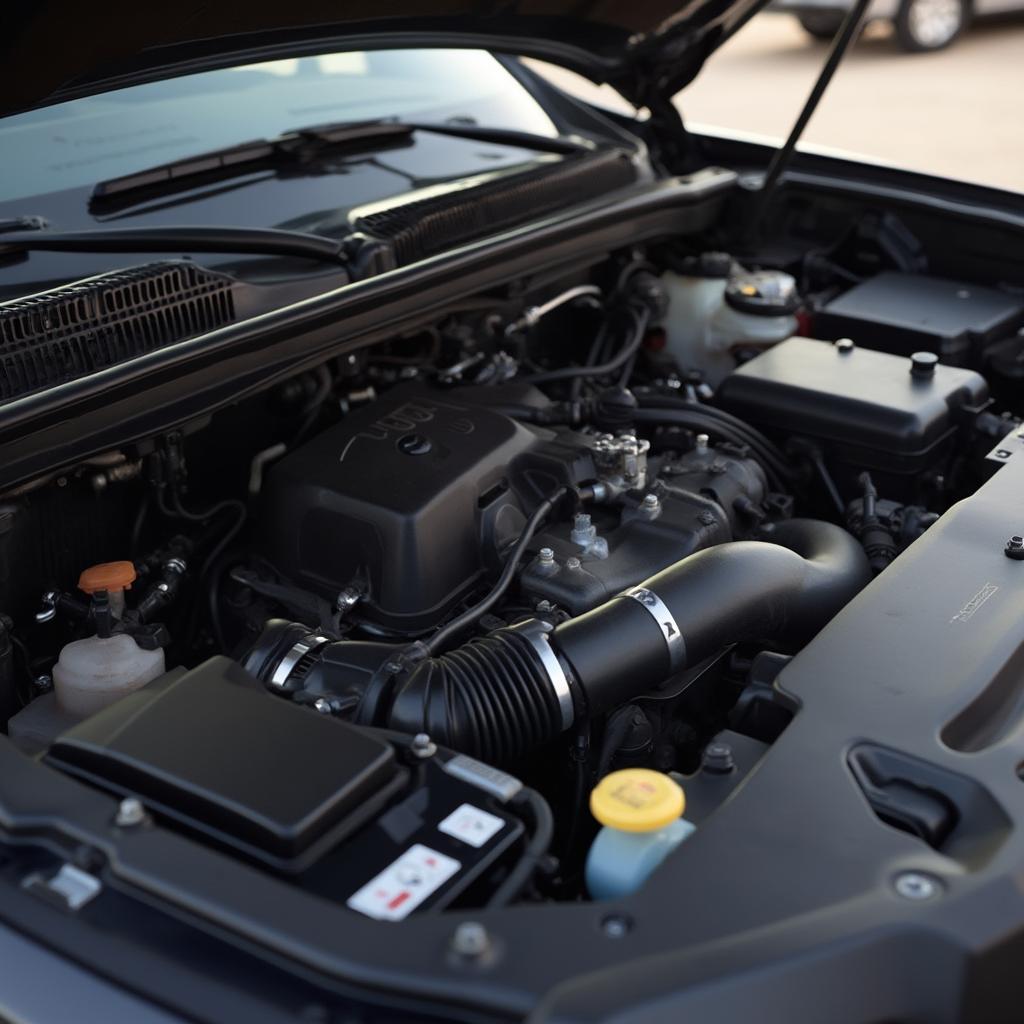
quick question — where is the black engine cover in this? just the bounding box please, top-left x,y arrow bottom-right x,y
262,386 -> 538,631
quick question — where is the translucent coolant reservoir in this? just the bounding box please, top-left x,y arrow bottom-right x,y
53,633 -> 165,718
585,768 -> 695,900
661,256 -> 799,386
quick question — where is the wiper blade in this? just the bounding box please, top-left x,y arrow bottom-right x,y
90,119 -> 590,204
0,225 -> 346,265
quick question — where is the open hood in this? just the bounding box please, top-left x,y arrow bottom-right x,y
3,1 -> 767,120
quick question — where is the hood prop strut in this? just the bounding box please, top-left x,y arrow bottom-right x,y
743,0 -> 871,242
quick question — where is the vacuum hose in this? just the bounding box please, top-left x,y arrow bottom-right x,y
248,520 -> 870,762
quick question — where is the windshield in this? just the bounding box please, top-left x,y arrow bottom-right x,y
0,49 -> 557,203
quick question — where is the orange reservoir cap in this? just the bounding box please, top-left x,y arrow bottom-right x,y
78,560 -> 137,594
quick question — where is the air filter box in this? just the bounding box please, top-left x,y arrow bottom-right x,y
718,336 -> 988,497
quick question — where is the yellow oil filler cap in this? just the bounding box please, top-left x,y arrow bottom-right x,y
590,768 -> 685,833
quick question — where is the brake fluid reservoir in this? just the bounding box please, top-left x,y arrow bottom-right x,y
661,258 -> 799,386
585,768 -> 695,900
706,271 -> 799,380
660,252 -> 732,371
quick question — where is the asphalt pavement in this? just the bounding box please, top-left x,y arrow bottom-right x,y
681,14 -> 1024,193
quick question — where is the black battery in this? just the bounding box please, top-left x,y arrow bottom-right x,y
302,756 -> 525,920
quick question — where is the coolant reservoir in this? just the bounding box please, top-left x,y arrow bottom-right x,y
661,257 -> 799,386
585,768 -> 695,900
53,633 -> 165,718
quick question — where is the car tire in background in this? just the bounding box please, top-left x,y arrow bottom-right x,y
797,11 -> 846,38
894,0 -> 969,50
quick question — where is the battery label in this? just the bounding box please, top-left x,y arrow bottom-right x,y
437,803 -> 505,848
346,844 -> 460,921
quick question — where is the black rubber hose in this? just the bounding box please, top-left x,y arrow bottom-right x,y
247,524 -> 869,762
520,305 -> 650,386
486,787 -> 554,907
382,519 -> 869,759
555,519 -> 869,711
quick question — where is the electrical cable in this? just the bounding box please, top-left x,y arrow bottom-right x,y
423,483 -> 569,656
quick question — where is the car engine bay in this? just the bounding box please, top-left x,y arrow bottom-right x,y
2,223 -> 1024,1016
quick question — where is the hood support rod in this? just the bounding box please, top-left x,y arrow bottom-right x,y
744,0 -> 871,241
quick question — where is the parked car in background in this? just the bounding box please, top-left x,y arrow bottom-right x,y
771,0 -> 1023,50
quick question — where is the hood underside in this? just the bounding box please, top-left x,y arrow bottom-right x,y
3,1 -> 766,119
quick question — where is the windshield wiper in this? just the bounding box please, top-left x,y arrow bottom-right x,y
90,119 -> 591,204
0,225 -> 347,264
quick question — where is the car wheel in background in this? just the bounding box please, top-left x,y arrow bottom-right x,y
797,11 -> 846,38
895,0 -> 968,50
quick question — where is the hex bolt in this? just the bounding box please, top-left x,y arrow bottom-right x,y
641,493 -> 660,514
834,337 -> 855,354
410,733 -> 437,759
702,741 -> 735,774
893,871 -> 940,901
538,547 -> 555,566
451,921 -> 490,959
32,674 -> 53,695
313,698 -> 334,715
115,797 -> 146,828
565,556 -> 582,571
600,914 -> 632,938
695,433 -> 710,455
1006,536 -> 1024,560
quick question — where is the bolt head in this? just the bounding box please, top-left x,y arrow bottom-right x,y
452,921 -> 490,958
538,547 -> 555,564
910,351 -> 938,380
893,871 -> 940,901
565,556 -> 582,570
702,741 -> 735,774
410,733 -> 437,758
641,493 -> 659,510
1006,536 -> 1024,560
313,698 -> 333,715
834,337 -> 855,353
32,674 -> 53,694
115,797 -> 146,828
600,914 -> 632,938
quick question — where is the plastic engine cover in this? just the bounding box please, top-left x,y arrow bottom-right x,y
261,385 -> 538,631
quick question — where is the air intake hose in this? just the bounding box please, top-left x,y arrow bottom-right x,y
248,520 -> 870,762
387,519 -> 869,760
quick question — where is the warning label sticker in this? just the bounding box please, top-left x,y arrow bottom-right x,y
437,803 -> 505,848
346,844 -> 460,921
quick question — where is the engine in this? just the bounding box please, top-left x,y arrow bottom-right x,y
0,251 -> 1009,924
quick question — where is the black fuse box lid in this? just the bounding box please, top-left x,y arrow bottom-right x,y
718,336 -> 988,456
47,657 -> 401,868
814,272 -> 1024,362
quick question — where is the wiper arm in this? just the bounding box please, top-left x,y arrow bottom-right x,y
0,225 -> 347,265
90,119 -> 590,205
